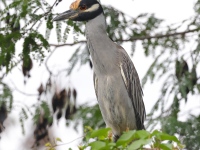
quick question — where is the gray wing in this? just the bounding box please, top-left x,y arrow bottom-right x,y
118,45 -> 146,129
93,72 -> 98,100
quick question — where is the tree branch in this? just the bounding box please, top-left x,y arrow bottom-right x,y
50,40 -> 86,47
43,0 -> 58,16
50,27 -> 200,47
45,47 -> 57,76
10,80 -> 38,96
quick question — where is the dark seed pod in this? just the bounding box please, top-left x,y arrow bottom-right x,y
5,12 -> 10,24
73,89 -> 77,100
45,77 -> 52,94
0,103 -> 7,133
65,105 -> 71,120
38,84 -> 44,96
22,56 -> 33,78
52,89 -> 67,113
33,114 -> 49,146
58,89 -> 67,109
10,14 -> 20,32
191,66 -> 197,86
67,88 -> 71,99
56,110 -> 62,120
52,92 -> 58,113
175,59 -> 189,81
72,105 -> 77,115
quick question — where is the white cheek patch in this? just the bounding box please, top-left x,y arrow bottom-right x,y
84,4 -> 100,12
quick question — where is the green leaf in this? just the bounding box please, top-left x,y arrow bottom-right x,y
90,128 -> 111,139
47,13 -> 53,29
56,137 -> 62,142
159,143 -> 173,150
45,142 -> 52,147
89,141 -> 106,150
152,130 -> 180,143
116,130 -> 135,146
128,139 -> 151,150
134,130 -> 151,139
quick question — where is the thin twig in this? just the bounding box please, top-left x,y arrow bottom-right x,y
54,135 -> 85,147
44,0 -> 58,16
50,40 -> 86,47
9,80 -> 38,96
50,27 -> 200,47
21,0 -> 58,32
45,47 -> 57,75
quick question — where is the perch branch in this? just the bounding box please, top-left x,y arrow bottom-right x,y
50,27 -> 200,47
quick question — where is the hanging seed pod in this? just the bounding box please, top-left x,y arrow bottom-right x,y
37,84 -> 44,100
56,110 -> 62,121
33,115 -> 49,146
38,84 -> 44,96
191,66 -> 197,86
57,89 -> 67,109
0,103 -> 7,133
72,105 -> 77,115
45,77 -> 52,94
72,89 -> 77,115
175,59 -> 189,81
73,89 -> 77,100
5,12 -> 10,25
5,13 -> 20,32
52,92 -> 59,113
10,14 -> 20,32
52,89 -> 67,113
65,104 -> 71,120
67,88 -> 71,99
22,56 -> 33,78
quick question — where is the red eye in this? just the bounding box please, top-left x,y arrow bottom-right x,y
79,5 -> 87,10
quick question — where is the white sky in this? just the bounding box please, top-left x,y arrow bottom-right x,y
0,0 -> 198,150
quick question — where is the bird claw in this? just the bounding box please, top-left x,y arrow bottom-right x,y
126,127 -> 130,132
108,130 -> 112,141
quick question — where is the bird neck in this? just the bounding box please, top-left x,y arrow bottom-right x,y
85,13 -> 118,75
86,13 -> 107,36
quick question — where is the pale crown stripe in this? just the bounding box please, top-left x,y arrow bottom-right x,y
84,4 -> 99,12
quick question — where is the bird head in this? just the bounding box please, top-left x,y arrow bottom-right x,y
53,0 -> 103,22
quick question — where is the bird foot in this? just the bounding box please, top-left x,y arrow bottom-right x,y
126,127 -> 130,132
107,131 -> 119,142
108,130 -> 112,141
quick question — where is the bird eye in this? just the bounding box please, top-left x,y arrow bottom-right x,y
79,5 -> 87,10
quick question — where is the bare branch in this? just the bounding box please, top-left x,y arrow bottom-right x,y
50,27 -> 200,48
54,135 -> 85,147
21,0 -> 58,32
43,0 -> 59,16
50,40 -> 86,47
127,27 -> 200,41
45,47 -> 57,75
10,80 -> 38,96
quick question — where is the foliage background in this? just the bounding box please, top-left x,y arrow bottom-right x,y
0,0 -> 199,149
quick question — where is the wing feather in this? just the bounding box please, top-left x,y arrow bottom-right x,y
93,72 -> 98,100
118,45 -> 146,129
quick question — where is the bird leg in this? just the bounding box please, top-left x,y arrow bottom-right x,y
108,130 -> 112,141
126,127 -> 129,132
107,130 -> 119,142
113,134 -> 120,142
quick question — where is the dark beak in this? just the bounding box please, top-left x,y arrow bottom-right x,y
53,10 -> 79,21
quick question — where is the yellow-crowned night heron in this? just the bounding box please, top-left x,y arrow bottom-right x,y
53,0 -> 146,141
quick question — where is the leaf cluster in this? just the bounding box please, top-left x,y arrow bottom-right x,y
80,128 -> 184,150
